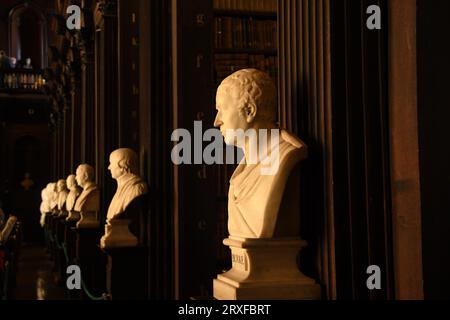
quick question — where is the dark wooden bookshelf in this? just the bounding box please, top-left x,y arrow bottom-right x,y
213,9 -> 276,19
214,48 -> 277,55
175,0 -> 278,299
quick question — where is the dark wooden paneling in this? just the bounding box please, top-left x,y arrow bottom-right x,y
139,0 -> 174,299
331,0 -> 393,299
118,0 -> 140,151
279,0 -> 394,299
176,0 -> 217,299
96,0 -> 119,224
278,0 -> 333,298
71,79 -> 82,173
417,0 -> 450,300
388,0 -> 423,299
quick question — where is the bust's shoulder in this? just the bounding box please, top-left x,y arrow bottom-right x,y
279,130 -> 308,160
126,175 -> 149,195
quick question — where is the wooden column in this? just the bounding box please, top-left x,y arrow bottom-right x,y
416,0 -> 450,299
118,0 -> 140,150
76,228 -> 106,300
279,0 -> 395,299
139,0 -> 174,299
70,75 -> 82,172
172,0 -> 217,299
103,247 -> 147,300
95,0 -> 119,224
81,44 -> 96,165
278,0 -> 333,299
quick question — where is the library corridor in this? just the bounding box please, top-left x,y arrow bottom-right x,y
1,0 -> 450,301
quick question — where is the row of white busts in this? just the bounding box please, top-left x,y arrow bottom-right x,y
39,165 -> 98,228
40,148 -> 149,249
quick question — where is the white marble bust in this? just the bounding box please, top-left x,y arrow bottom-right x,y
48,182 -> 59,214
214,68 -> 307,239
106,148 -> 148,221
56,179 -> 69,212
65,174 -> 82,212
39,186 -> 51,227
39,185 -> 51,214
74,164 -> 100,213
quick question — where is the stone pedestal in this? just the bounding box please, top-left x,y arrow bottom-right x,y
66,210 -> 80,222
100,219 -> 138,249
102,246 -> 147,300
44,213 -> 53,252
76,227 -> 106,300
64,221 -> 77,264
213,237 -> 321,300
76,211 -> 99,229
55,216 -> 68,284
58,210 -> 69,219
65,224 -> 81,300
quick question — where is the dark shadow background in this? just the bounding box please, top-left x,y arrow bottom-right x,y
417,0 -> 450,300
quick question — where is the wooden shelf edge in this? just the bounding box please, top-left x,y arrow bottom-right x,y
213,9 -> 277,19
214,48 -> 277,55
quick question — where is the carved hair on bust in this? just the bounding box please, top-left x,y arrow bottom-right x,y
110,148 -> 139,175
217,68 -> 277,123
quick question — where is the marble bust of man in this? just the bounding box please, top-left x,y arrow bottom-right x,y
74,164 -> 100,213
48,182 -> 59,214
65,174 -> 82,213
214,68 -> 307,239
56,179 -> 69,213
39,186 -> 51,227
40,185 -> 51,214
106,148 -> 148,221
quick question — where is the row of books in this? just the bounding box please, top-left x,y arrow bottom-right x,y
0,72 -> 45,90
215,53 -> 278,84
214,17 -> 277,50
213,0 -> 277,12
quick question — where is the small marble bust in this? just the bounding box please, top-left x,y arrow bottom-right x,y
74,164 -> 100,228
213,68 -> 307,239
65,174 -> 82,221
74,165 -> 99,212
100,148 -> 148,248
39,187 -> 50,227
40,186 -> 51,214
48,182 -> 59,215
23,57 -> 33,70
106,148 -> 148,222
56,179 -> 69,216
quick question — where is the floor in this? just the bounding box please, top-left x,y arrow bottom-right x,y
11,243 -> 66,300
